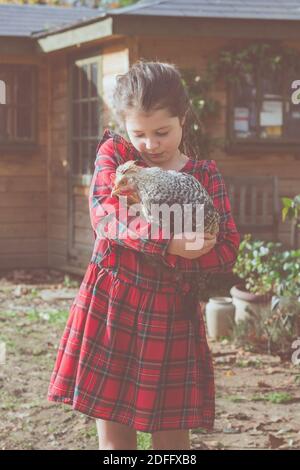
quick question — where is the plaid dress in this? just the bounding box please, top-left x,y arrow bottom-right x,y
47,129 -> 240,433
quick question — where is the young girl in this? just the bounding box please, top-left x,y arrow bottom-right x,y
47,60 -> 240,450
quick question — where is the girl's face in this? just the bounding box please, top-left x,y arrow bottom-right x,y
124,107 -> 185,168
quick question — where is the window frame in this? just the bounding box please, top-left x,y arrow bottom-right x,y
226,61 -> 300,154
0,64 -> 37,152
68,50 -> 103,185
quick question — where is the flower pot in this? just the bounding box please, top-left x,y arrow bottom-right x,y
230,284 -> 272,324
205,297 -> 235,339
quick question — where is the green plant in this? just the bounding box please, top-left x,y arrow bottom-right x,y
233,234 -> 282,294
273,249 -> 300,297
282,195 -> 300,224
233,301 -> 300,358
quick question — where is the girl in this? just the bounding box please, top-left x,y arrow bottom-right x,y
47,60 -> 240,450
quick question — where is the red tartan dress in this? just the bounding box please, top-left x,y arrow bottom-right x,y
47,129 -> 240,433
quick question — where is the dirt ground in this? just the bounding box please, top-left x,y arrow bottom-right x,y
0,268 -> 300,451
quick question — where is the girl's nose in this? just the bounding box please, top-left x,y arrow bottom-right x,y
144,138 -> 159,151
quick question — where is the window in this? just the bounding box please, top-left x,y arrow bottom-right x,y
71,55 -> 102,179
0,65 -> 36,147
228,62 -> 300,147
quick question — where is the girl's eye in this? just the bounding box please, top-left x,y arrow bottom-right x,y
135,132 -> 169,138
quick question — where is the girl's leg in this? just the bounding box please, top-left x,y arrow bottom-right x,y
96,419 -> 138,450
151,429 -> 190,450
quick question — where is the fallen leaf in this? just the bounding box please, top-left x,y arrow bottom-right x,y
268,433 -> 286,449
257,381 -> 271,388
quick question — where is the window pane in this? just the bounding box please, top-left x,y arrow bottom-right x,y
91,63 -> 98,98
285,102 -> 300,139
72,65 -> 80,100
72,141 -> 81,175
73,103 -> 80,136
233,103 -> 257,138
81,102 -> 89,136
261,72 -> 282,98
80,65 -> 89,99
17,106 -> 32,139
233,74 -> 257,138
91,101 -> 99,137
235,74 -> 257,104
17,69 -> 32,105
259,100 -> 283,139
81,141 -> 91,175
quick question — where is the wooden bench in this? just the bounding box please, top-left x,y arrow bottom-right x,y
224,175 -> 280,241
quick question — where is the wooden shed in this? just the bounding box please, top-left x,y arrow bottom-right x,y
1,1 -> 300,275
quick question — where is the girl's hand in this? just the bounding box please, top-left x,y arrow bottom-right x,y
167,232 -> 217,259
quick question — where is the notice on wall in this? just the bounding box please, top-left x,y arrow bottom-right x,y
260,100 -> 283,126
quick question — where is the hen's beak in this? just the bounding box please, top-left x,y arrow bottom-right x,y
110,185 -> 119,197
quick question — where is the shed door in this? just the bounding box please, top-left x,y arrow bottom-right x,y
68,55 -> 103,269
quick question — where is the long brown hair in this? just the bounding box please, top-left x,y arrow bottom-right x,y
113,59 -> 198,159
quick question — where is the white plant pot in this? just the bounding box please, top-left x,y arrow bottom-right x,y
205,297 -> 235,339
230,284 -> 272,324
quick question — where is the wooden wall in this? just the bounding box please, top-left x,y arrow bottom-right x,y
0,55 -> 48,270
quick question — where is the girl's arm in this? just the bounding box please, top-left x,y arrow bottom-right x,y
89,137 -> 175,267
164,160 -> 240,273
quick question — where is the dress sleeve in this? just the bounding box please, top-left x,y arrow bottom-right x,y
163,160 -> 240,273
89,137 -> 176,267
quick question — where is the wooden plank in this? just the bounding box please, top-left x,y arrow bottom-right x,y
74,211 -> 91,229
0,161 -> 46,177
49,209 -> 68,226
49,193 -> 68,210
74,227 -> 94,245
0,223 -> 46,239
74,195 -> 89,212
0,177 -> 47,193
0,239 -> 47,254
48,224 -> 68,241
0,192 -> 47,208
48,239 -> 68,256
0,207 -> 46,223
0,254 -> 48,270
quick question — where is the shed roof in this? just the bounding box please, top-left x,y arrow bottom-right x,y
111,0 -> 300,22
0,4 -> 105,37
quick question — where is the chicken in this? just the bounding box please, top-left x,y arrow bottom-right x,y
110,160 -> 220,309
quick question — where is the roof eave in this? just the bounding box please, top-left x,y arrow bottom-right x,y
36,16 -> 113,53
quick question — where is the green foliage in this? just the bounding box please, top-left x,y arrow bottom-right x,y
137,431 -> 152,450
282,195 -> 300,225
251,392 -> 293,404
232,300 -> 300,358
233,234 -> 282,295
233,234 -> 300,297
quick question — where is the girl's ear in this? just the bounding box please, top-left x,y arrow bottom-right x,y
110,173 -> 116,184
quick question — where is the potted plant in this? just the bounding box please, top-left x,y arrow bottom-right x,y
230,234 -> 282,323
